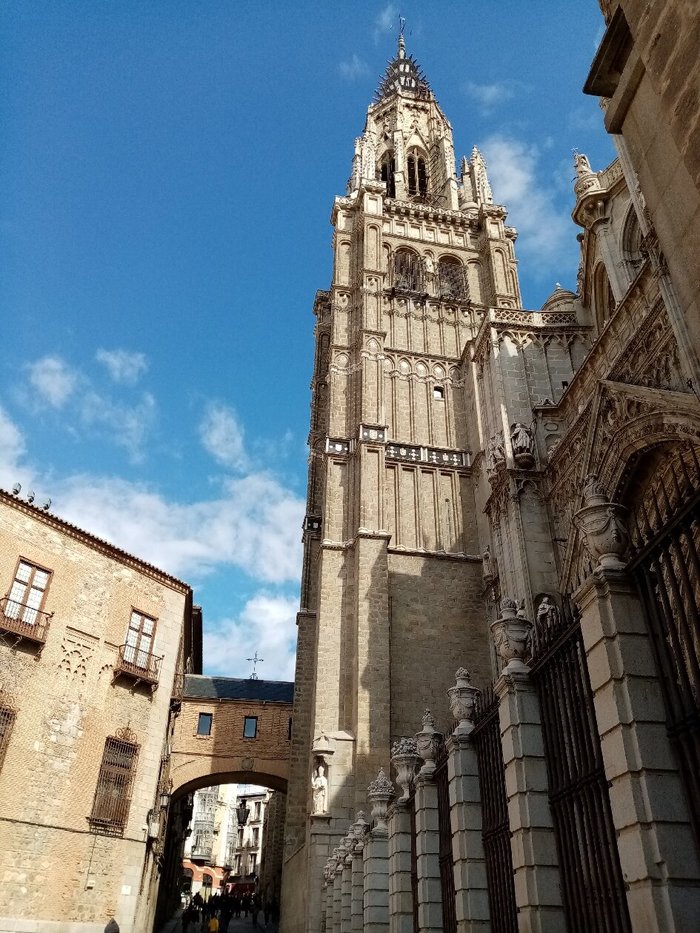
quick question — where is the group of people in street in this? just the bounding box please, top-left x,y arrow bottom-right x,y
181,890 -> 279,932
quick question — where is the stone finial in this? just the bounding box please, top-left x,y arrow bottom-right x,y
491,598 -> 533,676
574,474 -> 630,571
447,668 -> 480,736
391,737 -> 419,802
470,146 -> 494,204
573,150 -> 602,199
324,857 -> 335,883
367,768 -> 394,835
343,826 -> 355,864
415,708 -> 442,776
352,811 -> 369,851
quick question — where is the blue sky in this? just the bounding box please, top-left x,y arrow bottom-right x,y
1,2 -> 615,681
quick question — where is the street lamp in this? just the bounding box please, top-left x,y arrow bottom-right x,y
236,797 -> 250,826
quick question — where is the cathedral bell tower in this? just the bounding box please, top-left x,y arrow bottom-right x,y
281,37 -> 523,933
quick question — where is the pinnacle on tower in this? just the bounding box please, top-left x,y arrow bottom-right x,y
374,33 -> 432,103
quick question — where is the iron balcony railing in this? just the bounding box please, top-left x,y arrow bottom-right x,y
115,643 -> 162,686
0,597 -> 52,644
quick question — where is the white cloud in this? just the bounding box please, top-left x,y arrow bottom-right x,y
96,348 -> 149,385
339,54 -> 370,81
27,356 -> 77,408
50,470 -> 304,584
80,391 -> 157,464
478,134 -> 574,277
374,3 -> 397,41
204,592 -> 298,681
199,402 -> 247,471
0,405 -> 27,482
464,81 -> 516,114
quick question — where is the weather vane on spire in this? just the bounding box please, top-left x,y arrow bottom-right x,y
247,651 -> 264,680
397,13 -> 406,57
399,14 -> 406,37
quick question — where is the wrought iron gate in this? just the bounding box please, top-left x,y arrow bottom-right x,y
435,740 -> 456,933
531,601 -> 631,933
472,687 -> 518,933
627,440 -> 700,852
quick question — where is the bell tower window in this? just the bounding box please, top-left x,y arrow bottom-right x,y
407,150 -> 428,198
380,152 -> 396,198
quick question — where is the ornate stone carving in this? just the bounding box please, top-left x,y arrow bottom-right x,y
447,668 -> 480,736
415,709 -> 442,776
486,431 -> 506,480
390,737 -> 419,801
311,763 -> 328,814
510,422 -> 535,468
352,811 -> 369,852
491,598 -> 533,675
367,768 -> 394,834
574,473 -> 630,570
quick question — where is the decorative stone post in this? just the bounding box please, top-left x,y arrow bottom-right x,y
341,826 -> 355,933
446,669 -> 490,933
414,710 -> 443,933
364,769 -> 394,933
492,598 -> 566,932
389,738 -> 419,933
351,812 -> 369,933
333,846 -> 345,933
574,477 -> 700,932
324,859 -> 336,933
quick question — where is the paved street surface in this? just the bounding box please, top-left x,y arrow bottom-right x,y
158,909 -> 280,933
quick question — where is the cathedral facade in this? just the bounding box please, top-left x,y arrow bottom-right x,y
282,4 -> 700,932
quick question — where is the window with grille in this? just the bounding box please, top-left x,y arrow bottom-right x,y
393,249 -> 423,292
89,733 -> 139,833
407,150 -> 428,197
438,257 -> 467,299
0,706 -> 16,771
123,610 -> 157,671
380,152 -> 396,198
5,559 -> 51,625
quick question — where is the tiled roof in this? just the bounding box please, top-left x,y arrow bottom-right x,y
184,675 -> 294,703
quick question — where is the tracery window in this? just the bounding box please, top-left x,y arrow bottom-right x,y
407,149 -> 428,198
392,248 -> 423,293
437,256 -> 467,299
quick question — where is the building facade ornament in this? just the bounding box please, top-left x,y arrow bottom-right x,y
574,473 -> 630,570
367,768 -> 395,834
447,668 -> 480,736
415,709 -> 442,775
486,431 -> 506,479
390,737 -> 419,801
311,763 -> 328,814
491,597 -> 533,675
510,421 -> 535,467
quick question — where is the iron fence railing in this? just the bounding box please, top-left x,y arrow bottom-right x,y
115,643 -> 162,686
0,597 -> 51,644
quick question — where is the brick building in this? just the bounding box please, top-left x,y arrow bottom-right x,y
281,5 -> 700,932
0,487 -> 201,933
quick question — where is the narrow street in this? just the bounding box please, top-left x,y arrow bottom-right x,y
158,909 -> 280,933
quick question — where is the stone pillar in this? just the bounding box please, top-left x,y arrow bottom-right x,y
341,827 -> 355,933
333,848 -> 344,933
388,738 -> 420,933
492,599 -> 565,933
574,476 -> 700,932
350,813 -> 369,933
447,669 -> 490,933
414,711 -> 444,933
364,769 -> 393,933
324,861 -> 336,933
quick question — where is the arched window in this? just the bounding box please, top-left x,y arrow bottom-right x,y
380,152 -> 396,198
621,207 -> 644,280
437,256 -> 467,299
392,248 -> 422,293
593,262 -> 615,331
407,149 -> 428,198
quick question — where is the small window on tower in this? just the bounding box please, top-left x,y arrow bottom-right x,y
407,150 -> 428,198
380,152 -> 396,198
433,386 -> 445,401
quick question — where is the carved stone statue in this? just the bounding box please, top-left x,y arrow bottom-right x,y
510,422 -> 535,467
311,763 -> 328,814
536,596 -> 560,630
574,151 -> 594,177
486,432 -> 506,474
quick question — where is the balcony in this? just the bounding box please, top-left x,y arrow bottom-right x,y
114,644 -> 162,689
0,597 -> 51,646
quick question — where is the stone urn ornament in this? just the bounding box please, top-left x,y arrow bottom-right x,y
447,668 -> 480,736
491,597 -> 533,675
352,811 -> 369,853
415,709 -> 442,776
574,474 -> 630,570
390,737 -> 419,801
367,768 -> 395,835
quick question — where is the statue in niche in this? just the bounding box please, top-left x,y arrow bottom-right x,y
511,422 -> 535,467
537,596 -> 560,631
311,763 -> 328,814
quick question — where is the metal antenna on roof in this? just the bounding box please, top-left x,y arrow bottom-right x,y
247,651 -> 264,680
